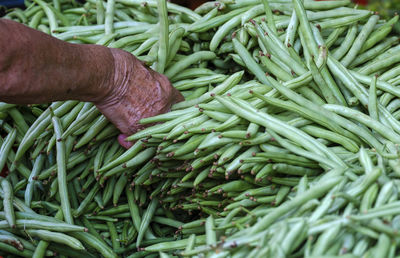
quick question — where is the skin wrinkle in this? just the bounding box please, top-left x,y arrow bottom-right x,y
97,48 -> 182,136
0,19 -> 183,146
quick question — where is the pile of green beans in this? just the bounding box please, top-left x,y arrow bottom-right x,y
1,0 -> 400,256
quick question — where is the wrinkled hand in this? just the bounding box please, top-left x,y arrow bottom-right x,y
95,49 -> 183,148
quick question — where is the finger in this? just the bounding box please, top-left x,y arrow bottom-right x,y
174,89 -> 185,103
118,134 -> 134,149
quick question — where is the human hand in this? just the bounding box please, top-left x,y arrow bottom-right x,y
95,49 -> 183,149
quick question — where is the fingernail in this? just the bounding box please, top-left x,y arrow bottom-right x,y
118,134 -> 133,149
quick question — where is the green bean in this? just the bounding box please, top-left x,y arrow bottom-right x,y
372,233 -> 391,257
131,36 -> 156,56
191,5 -> 219,27
137,197 -> 158,247
75,115 -> 109,147
232,37 -> 270,84
284,10 -> 298,46
164,27 -> 184,64
293,0 -> 319,58
0,241 -> 33,257
8,108 -> 29,135
0,230 -> 37,253
153,0 -> 168,73
95,0 -> 105,24
331,23 -> 357,59
255,21 -> 307,75
310,52 -> 340,104
325,26 -> 347,49
62,105 -> 98,136
27,9 -> 44,28
71,231 -> 117,258
350,70 -> 400,99
172,135 -> 207,157
151,216 -> 182,229
52,116 -> 74,224
358,52 -> 400,76
14,116 -> 49,162
360,15 -> 399,53
302,125 -> 358,152
281,129 -> 335,170
0,128 -> 16,173
341,15 -> 379,67
219,130 -> 247,140
351,37 -> 399,68
374,181 -> 395,209
172,71 -> 243,110
323,104 -> 400,143
127,111 -> 199,141
26,229 -> 85,250
368,75 -> 379,120
312,224 -> 342,255
360,183 -> 379,212
25,154 -> 45,207
74,183 -> 100,217
190,6 -> 251,33
258,93 -> 353,147
129,7 -> 158,23
0,219 -> 85,231
0,104 -> 16,114
1,179 -> 16,228
247,151 -> 317,168
205,215 -> 217,247
319,10 -> 370,29
113,173 -> 128,206
165,51 -> 217,79
102,148 -> 154,182
118,0 -> 201,21
125,186 -> 141,232
330,168 -> 381,213
255,86 -> 347,159
210,6 -> 255,51
184,87 -> 209,101
306,0 -> 352,9
145,235 -> 206,252
105,221 -> 119,250
180,233 -> 196,256
85,215 -> 118,222
95,33 -> 118,46
98,140 -> 144,173
33,0 -> 58,33
104,0 -> 115,34
0,233 -> 24,251
14,101 -> 71,161
262,0 -> 277,33
174,75 -> 228,91
109,32 -> 153,48
166,115 -> 209,140
259,53 -> 293,81
281,219 -> 306,255
171,68 -> 217,83
251,176 -> 342,233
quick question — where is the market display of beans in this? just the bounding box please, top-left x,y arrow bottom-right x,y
1,0 -> 400,257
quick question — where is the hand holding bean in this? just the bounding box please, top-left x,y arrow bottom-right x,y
0,19 -> 183,149
95,49 -> 183,149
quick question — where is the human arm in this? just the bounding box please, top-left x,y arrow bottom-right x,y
0,19 -> 183,147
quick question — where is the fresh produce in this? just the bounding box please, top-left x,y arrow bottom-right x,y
1,0 -> 400,257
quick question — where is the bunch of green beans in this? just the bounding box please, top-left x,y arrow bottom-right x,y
1,0 -> 400,257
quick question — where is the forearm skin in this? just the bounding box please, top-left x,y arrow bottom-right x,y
0,18 -> 114,104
